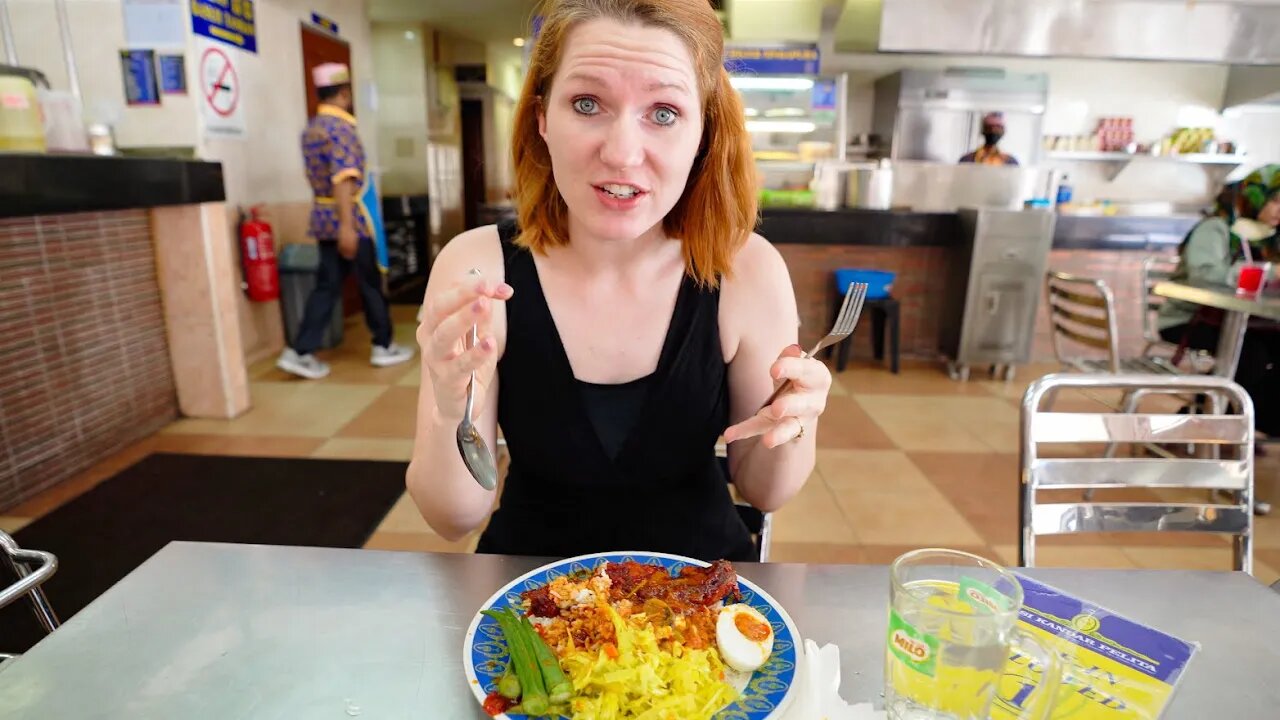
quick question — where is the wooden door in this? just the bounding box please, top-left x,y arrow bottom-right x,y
461,98 -> 486,230
300,24 -> 351,118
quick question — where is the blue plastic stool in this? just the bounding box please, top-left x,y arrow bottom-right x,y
828,269 -> 900,374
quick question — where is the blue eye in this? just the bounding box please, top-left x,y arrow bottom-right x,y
652,107 -> 678,126
572,97 -> 598,115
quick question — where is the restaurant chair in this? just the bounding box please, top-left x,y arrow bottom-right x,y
1043,270 -> 1203,460
1019,373 -> 1255,573
0,530 -> 61,663
716,442 -> 771,562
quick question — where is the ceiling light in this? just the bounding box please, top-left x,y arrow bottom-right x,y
763,107 -> 807,118
513,37 -> 526,47
744,108 -> 759,117
404,30 -> 416,40
746,120 -> 816,134
730,77 -> 814,91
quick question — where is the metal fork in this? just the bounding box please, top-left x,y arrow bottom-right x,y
759,282 -> 869,411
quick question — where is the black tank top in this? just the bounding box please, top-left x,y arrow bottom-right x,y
476,220 -> 755,562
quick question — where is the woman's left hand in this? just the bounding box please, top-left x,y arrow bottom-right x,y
723,344 -> 832,448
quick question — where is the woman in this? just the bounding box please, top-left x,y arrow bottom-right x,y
405,0 -> 831,561
1158,164 -> 1280,437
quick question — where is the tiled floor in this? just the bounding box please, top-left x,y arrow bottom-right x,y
6,305 -> 1279,586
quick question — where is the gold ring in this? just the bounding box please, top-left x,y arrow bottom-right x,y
794,418 -> 805,441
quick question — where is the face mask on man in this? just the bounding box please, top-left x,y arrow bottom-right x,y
983,131 -> 1004,147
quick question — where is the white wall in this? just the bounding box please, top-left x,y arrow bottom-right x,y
835,52 -> 1280,206
371,22 -> 430,196
200,0 -> 378,207
3,0 -> 197,149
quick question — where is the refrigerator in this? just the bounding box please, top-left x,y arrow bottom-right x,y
873,69 -> 1048,166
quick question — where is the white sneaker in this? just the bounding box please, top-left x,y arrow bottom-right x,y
277,348 -> 331,380
371,342 -> 415,368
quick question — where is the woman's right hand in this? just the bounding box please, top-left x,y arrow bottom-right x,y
416,273 -> 514,424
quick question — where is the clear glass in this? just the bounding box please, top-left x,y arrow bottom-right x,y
885,549 -> 1062,720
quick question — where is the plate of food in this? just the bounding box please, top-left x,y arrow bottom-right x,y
463,551 -> 800,719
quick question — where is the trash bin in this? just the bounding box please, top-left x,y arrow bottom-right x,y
278,243 -> 343,351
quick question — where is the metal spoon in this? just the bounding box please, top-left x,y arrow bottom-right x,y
457,268 -> 498,490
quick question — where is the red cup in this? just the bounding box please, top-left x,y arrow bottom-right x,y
1237,264 -> 1265,294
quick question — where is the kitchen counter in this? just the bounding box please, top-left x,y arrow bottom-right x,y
0,153 -> 225,218
0,154 -> 245,514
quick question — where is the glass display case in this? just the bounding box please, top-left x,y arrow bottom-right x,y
732,73 -> 848,208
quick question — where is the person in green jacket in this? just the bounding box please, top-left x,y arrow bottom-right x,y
1158,164 -> 1280,438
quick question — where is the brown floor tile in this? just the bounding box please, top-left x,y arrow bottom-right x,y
839,363 -> 994,397
818,449 -> 937,496
994,543 -> 1138,569
815,395 -> 896,450
854,395 -> 1017,453
335,386 -> 420,440
1122,546 -> 1244,572
1254,549 -> 1280,586
768,542 -> 865,564
857,544 -> 997,566
770,471 -> 858,544
150,433 -> 325,458
374,493 -> 438,535
837,491 -> 986,547
363,530 -> 478,553
0,516 -> 32,533
312,438 -> 414,461
398,364 -> 421,387
164,382 -> 387,438
909,451 -> 1021,546
389,304 -> 422,324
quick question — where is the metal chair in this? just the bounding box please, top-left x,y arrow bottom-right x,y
1019,373 -> 1255,573
1045,271 -> 1180,376
1,530 -> 60,663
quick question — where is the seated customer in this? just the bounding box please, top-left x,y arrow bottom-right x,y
405,0 -> 832,561
1158,165 -> 1280,438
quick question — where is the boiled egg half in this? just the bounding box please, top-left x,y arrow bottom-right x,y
715,603 -> 774,672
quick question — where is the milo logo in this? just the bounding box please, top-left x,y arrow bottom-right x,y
892,630 -> 931,662
959,577 -> 1012,615
888,610 -> 939,677
965,587 -> 1001,614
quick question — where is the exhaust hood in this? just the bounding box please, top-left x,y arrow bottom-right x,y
834,0 -> 1280,65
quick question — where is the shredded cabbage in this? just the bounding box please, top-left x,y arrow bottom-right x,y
558,604 -> 738,720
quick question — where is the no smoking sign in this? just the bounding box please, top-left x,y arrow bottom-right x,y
196,38 -> 245,137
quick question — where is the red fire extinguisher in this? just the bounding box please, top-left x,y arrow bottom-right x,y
239,206 -> 280,302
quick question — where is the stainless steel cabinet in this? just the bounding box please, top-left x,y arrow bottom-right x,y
939,208 -> 1056,380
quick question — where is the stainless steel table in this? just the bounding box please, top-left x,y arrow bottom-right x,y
1152,280 -> 1280,379
2,542 -> 1278,719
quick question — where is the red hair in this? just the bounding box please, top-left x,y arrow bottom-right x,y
510,0 -> 757,287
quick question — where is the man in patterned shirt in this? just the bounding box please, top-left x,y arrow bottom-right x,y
277,62 -> 414,379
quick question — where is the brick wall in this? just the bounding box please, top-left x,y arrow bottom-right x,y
777,244 -> 950,360
0,211 -> 178,512
1034,248 -> 1180,361
777,243 -> 1172,364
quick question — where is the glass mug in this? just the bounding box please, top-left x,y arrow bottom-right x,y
885,549 -> 1063,720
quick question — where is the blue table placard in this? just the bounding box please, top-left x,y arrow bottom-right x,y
311,12 -> 339,36
191,0 -> 257,54
159,54 -> 186,94
725,44 -> 820,75
120,49 -> 160,106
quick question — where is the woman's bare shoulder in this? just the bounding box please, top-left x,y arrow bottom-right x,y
427,224 -> 506,291
722,232 -> 792,303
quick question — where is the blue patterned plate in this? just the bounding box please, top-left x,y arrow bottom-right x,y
463,551 -> 800,720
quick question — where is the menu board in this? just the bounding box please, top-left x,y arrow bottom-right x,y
992,575 -> 1199,720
